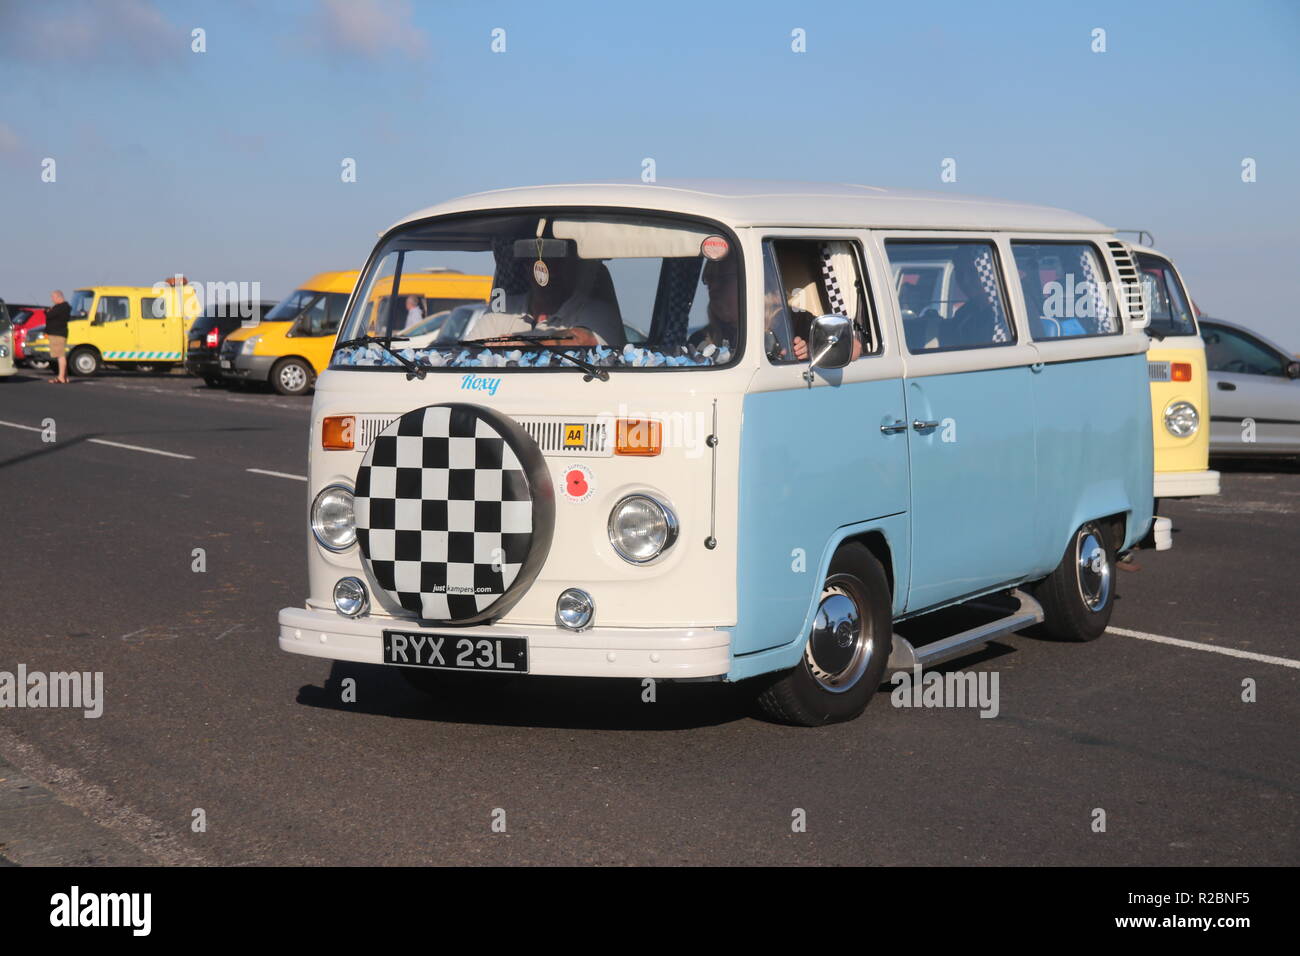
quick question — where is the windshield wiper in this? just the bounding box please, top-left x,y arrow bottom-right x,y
551,349 -> 610,382
335,334 -> 428,380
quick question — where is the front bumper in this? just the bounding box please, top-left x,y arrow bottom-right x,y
278,605 -> 732,679
221,352 -> 275,381
1154,468 -> 1221,498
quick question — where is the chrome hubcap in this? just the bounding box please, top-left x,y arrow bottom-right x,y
805,578 -> 873,693
281,364 -> 307,390
1076,527 -> 1111,611
75,354 -> 94,373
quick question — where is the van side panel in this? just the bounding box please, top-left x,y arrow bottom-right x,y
730,380 -> 910,665
1029,352 -> 1154,562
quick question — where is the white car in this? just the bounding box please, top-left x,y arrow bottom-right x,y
1201,317 -> 1300,457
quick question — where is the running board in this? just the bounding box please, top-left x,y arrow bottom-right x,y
887,589 -> 1044,671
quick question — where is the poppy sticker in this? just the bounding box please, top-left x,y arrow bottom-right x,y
561,464 -> 595,503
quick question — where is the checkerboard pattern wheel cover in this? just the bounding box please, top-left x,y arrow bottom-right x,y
354,404 -> 554,625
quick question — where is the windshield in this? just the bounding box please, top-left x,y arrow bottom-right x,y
1136,252 -> 1197,337
263,288 -> 349,322
332,209 -> 742,371
70,290 -> 94,318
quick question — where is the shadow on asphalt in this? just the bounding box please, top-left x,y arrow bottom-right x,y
297,660 -> 762,731
1211,455 -> 1300,475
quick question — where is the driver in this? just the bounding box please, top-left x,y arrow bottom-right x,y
465,254 -> 625,349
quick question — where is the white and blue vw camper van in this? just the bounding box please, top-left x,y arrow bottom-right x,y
279,181 -> 1154,726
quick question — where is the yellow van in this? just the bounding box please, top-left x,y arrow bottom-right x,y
53,284 -> 202,377
220,269 -> 491,395
1131,245 -> 1219,504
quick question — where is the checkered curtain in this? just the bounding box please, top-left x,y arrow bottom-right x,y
819,242 -> 859,320
491,237 -> 530,296
970,247 -> 1011,343
1078,248 -> 1116,333
652,257 -> 702,353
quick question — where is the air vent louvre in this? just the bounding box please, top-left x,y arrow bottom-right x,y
1107,240 -> 1147,325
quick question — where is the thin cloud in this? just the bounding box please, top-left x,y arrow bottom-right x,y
306,0 -> 428,61
0,0 -> 183,66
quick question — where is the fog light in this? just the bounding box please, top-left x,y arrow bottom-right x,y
556,588 -> 594,631
333,576 -> 369,617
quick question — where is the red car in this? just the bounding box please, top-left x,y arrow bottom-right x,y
7,304 -> 48,366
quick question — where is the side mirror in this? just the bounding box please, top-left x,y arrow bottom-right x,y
1286,361 -> 1300,380
803,314 -> 853,383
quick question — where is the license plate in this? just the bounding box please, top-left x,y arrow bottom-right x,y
383,630 -> 528,673
220,359 -> 231,368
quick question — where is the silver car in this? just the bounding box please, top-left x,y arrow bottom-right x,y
1201,317 -> 1300,456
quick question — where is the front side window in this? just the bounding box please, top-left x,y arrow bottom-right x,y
762,239 -> 874,364
1136,253 -> 1197,338
1012,242 -> 1118,340
96,296 -> 130,322
1203,324 -> 1287,377
263,289 -> 349,326
332,210 -> 742,371
70,290 -> 95,318
885,241 -> 1014,352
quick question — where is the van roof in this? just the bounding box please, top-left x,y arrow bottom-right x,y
389,180 -> 1113,235
297,271 -> 362,293
74,285 -> 198,295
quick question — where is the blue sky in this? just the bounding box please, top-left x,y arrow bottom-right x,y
2,0 -> 1297,348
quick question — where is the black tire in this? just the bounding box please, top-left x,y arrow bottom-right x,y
755,543 -> 893,726
271,357 -> 312,396
69,347 -> 100,377
202,375 -> 224,388
1034,521 -> 1116,642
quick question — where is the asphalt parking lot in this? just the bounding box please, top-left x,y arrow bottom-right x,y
0,368 -> 1296,866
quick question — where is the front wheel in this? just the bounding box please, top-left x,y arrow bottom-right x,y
1034,521 -> 1116,642
271,357 -> 312,396
755,543 -> 893,726
69,348 -> 100,377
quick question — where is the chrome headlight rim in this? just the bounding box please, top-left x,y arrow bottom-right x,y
555,587 -> 595,631
311,482 -> 356,552
607,493 -> 679,565
1163,400 -> 1200,438
332,576 -> 369,617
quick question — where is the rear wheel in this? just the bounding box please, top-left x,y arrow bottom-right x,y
271,357 -> 312,396
755,543 -> 892,726
69,348 -> 100,377
1034,521 -> 1116,642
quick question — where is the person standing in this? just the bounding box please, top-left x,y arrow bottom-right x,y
45,290 -> 71,383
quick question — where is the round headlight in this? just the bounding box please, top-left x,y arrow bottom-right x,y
556,588 -> 594,631
1164,400 -> 1200,438
311,484 -> 356,551
608,494 -> 678,564
333,576 -> 369,617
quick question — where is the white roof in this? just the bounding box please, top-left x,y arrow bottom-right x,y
389,180 -> 1112,235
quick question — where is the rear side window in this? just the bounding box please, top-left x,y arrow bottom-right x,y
885,241 -> 1014,353
140,296 -> 164,319
96,296 -> 130,322
1012,242 -> 1118,340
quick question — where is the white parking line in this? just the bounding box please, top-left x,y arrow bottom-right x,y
2,420 -> 194,459
246,468 -> 308,481
0,419 -> 44,433
86,438 -> 194,460
1107,626 -> 1300,670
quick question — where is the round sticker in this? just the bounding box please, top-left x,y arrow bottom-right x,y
561,464 -> 594,503
701,236 -> 730,260
533,259 -> 550,287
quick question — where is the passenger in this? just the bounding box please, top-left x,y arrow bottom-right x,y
949,248 -> 999,346
404,295 -> 423,327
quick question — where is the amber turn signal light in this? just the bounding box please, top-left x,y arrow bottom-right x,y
1171,362 -> 1192,382
614,419 -> 662,456
322,415 -> 356,450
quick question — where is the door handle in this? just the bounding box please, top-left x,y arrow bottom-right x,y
880,421 -> 908,434
912,419 -> 940,431
1217,381 -> 1236,391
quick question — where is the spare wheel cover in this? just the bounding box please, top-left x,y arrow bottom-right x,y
354,403 -> 554,624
